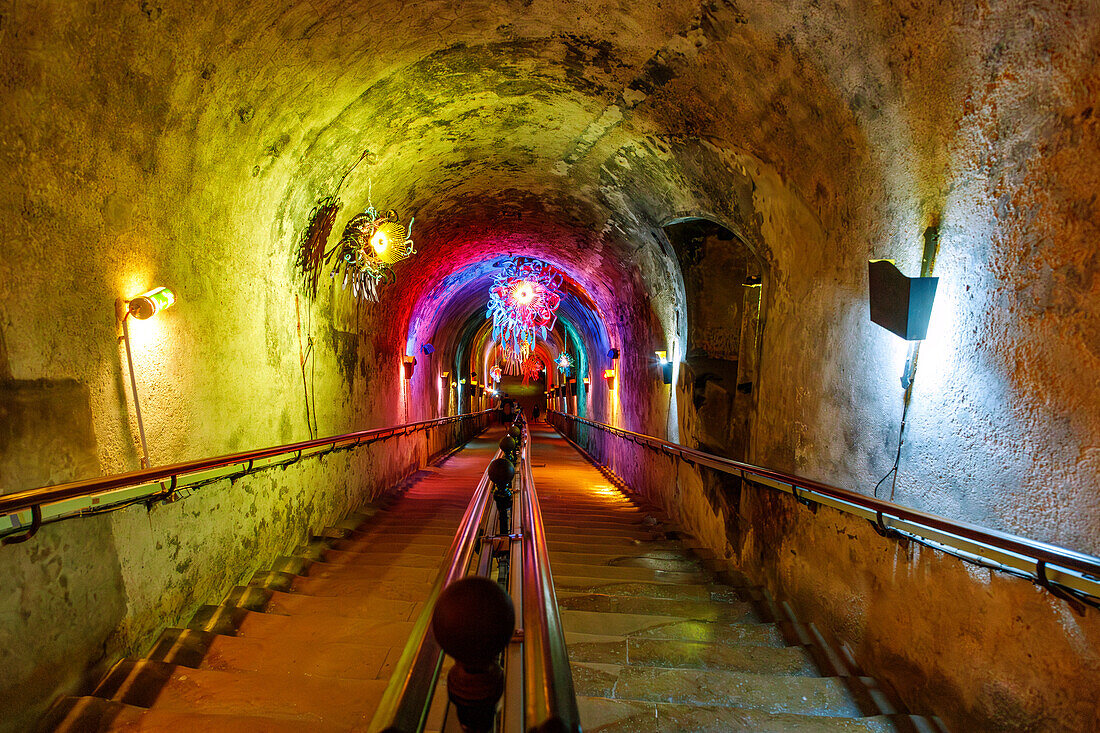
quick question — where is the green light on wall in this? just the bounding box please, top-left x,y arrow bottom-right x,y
128,287 -> 176,320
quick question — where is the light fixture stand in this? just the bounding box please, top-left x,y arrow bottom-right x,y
120,309 -> 152,469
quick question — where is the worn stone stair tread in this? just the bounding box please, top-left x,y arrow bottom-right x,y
147,628 -> 395,680
549,551 -> 707,572
551,561 -> 712,584
560,610 -> 784,646
571,662 -> 861,717
281,575 -> 435,603
305,551 -> 447,569
576,696 -> 896,733
45,696 -> 340,733
564,632 -> 816,675
556,591 -> 757,622
260,588 -> 421,619
554,577 -> 746,602
93,659 -> 387,726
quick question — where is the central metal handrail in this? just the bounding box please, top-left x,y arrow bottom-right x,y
1,412 -> 491,543
518,418 -> 582,732
369,444 -> 503,733
549,410 -> 1100,607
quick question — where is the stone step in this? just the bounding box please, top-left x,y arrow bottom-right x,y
556,592 -> 757,623
560,611 -> 785,647
554,576 -> 748,603
570,663 -> 862,718
146,628 -> 394,680
250,571 -> 434,603
576,696 -> 895,733
550,561 -> 713,585
550,551 -> 707,573
564,633 -> 816,675
45,696 -> 340,733
223,586 -> 421,620
188,606 -> 416,647
93,659 -> 386,727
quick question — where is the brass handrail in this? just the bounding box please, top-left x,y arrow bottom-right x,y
518,418 -> 582,732
1,412 -> 491,542
369,444 -> 502,733
549,410 -> 1100,603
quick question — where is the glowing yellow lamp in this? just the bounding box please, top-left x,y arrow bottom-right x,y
603,368 -> 616,389
655,350 -> 667,363
128,287 -> 175,320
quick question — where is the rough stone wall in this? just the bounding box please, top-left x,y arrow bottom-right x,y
561,421 -> 1100,732
2,0 -> 1099,729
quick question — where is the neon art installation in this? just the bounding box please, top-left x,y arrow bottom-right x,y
521,356 -> 544,385
326,204 -> 415,302
487,258 -> 564,371
556,352 -> 574,376
489,365 -> 503,383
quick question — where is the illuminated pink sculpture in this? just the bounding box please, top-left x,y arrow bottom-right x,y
521,356 -> 544,385
487,258 -> 563,367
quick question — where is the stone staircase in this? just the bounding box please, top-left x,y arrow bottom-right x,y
530,423 -> 940,733
40,429 -> 503,732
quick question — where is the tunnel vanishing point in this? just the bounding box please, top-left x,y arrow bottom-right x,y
2,1 -> 1099,731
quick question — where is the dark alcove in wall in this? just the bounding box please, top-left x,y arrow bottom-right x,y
664,219 -> 764,462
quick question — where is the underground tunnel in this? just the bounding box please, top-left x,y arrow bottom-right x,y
1,1 -> 1099,731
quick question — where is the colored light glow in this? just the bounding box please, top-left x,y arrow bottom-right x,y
655,350 -> 668,364
128,287 -> 176,320
489,365 -> 502,382
512,281 -> 537,305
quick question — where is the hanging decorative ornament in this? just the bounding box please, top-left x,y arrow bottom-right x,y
325,181 -> 415,302
489,364 -> 503,383
521,356 -> 544,385
556,352 -> 574,376
487,258 -> 564,364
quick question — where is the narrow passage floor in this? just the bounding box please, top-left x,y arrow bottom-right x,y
529,422 -> 896,733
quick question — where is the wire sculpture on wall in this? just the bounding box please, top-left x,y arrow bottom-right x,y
487,258 -> 563,368
295,197 -> 340,300
326,204 -> 415,302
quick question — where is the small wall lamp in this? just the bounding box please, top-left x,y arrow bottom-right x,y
868,260 -> 938,340
120,286 -> 177,469
655,351 -> 673,385
603,368 -> 616,389
403,355 -> 417,379
607,347 -> 619,360
128,286 -> 176,320
421,343 -> 435,355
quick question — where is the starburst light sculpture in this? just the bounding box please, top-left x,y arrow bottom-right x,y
487,258 -> 563,366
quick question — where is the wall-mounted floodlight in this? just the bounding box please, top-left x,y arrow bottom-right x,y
403,355 -> 417,379
603,368 -> 616,389
654,350 -> 673,385
868,260 -> 938,341
607,348 -> 619,360
128,287 -> 176,320
421,343 -> 435,355
120,286 -> 177,469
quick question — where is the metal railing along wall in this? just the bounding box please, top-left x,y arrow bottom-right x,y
549,411 -> 1100,611
1,411 -> 491,545
517,418 -> 582,733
